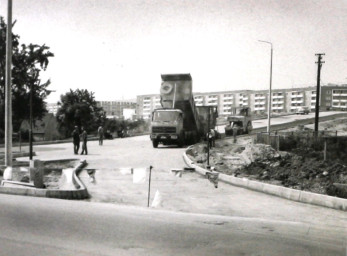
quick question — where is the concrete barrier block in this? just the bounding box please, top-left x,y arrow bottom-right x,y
299,191 -> 337,209
262,183 -> 282,196
221,175 -> 249,187
277,186 -> 301,201
248,180 -> 265,192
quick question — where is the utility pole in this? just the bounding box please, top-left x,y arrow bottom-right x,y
314,53 -> 325,134
29,80 -> 33,160
207,107 -> 210,168
5,0 -> 13,166
258,40 -> 273,134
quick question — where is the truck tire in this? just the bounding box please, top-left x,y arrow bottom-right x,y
152,140 -> 159,148
178,132 -> 185,147
178,138 -> 184,148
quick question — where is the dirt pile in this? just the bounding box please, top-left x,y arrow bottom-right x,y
187,137 -> 347,198
243,153 -> 347,197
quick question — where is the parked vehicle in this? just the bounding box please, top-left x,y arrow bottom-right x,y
295,106 -> 310,115
224,107 -> 253,136
150,74 -> 218,148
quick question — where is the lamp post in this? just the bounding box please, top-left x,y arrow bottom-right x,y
258,40 -> 273,134
29,76 -> 34,161
5,0 -> 13,166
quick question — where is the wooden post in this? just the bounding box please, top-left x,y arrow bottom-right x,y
324,138 -> 327,161
147,166 -> 153,207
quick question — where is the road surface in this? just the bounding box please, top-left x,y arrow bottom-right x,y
2,111 -> 346,255
0,194 -> 345,256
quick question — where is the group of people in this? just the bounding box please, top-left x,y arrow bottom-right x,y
72,126 -> 88,155
72,126 -> 105,155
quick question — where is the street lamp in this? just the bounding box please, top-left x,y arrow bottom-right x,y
258,40 -> 273,134
5,0 -> 13,167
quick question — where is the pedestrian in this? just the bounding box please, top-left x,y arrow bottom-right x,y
210,129 -> 216,147
72,126 -> 80,154
80,126 -> 88,155
233,124 -> 239,143
98,126 -> 104,145
206,131 -> 212,149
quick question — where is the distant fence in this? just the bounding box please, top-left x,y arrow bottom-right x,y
257,131 -> 347,162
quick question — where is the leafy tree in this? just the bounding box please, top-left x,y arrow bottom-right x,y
0,17 -> 54,132
56,89 -> 105,137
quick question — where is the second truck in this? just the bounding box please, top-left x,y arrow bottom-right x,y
150,74 -> 218,148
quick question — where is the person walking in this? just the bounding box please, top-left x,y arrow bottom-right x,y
233,124 -> 239,143
80,126 -> 88,155
72,126 -> 80,154
210,128 -> 216,147
98,126 -> 104,145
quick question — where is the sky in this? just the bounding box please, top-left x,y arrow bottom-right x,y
1,0 -> 346,103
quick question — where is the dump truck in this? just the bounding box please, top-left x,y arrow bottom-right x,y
150,74 -> 217,148
224,107 -> 252,136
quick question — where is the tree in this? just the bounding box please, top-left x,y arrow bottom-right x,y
0,17 -> 54,132
56,89 -> 105,137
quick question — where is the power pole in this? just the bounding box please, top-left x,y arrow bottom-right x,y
207,107 -> 210,168
5,0 -> 13,166
314,53 -> 325,134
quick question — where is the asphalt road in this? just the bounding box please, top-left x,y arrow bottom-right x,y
0,194 -> 345,256
2,111 -> 346,255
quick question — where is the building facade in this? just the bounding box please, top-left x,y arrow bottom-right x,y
321,84 -> 347,111
47,103 -> 59,116
136,84 -> 347,119
97,100 -> 136,119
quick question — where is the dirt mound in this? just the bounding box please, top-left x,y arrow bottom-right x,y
188,137 -> 347,198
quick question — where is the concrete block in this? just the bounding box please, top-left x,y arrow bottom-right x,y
262,183 -> 281,196
247,180 -> 265,192
277,186 -> 301,201
299,191 -> 336,209
220,174 -> 249,187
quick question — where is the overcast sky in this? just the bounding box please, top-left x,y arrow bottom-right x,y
1,0 -> 346,103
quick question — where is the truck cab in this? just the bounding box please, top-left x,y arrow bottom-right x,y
225,107 -> 253,136
150,109 -> 184,148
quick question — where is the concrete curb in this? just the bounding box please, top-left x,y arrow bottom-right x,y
183,147 -> 347,211
0,160 -> 89,200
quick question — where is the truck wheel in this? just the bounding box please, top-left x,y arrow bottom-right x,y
178,138 -> 184,148
152,140 -> 159,148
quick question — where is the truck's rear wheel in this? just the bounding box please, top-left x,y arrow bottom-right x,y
152,140 -> 159,148
178,133 -> 185,147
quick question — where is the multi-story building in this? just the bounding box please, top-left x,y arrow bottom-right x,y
97,100 -> 136,119
47,103 -> 59,116
321,84 -> 347,111
136,84 -> 347,119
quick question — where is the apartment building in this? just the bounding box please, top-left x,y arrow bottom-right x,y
136,84 -> 347,119
97,100 -> 136,119
321,84 -> 347,110
47,103 -> 59,116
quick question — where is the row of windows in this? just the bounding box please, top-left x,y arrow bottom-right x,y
332,90 -> 347,94
99,102 -> 135,106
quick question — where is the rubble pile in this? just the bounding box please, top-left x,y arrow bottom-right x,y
242,153 -> 347,197
188,136 -> 347,198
